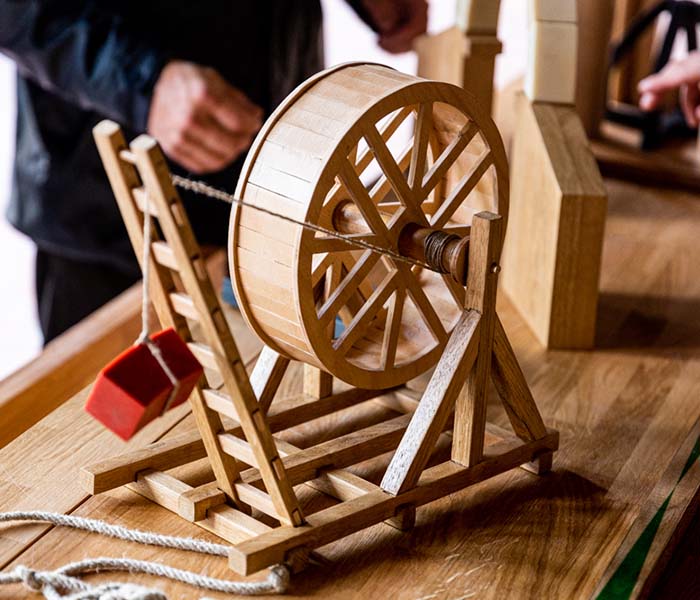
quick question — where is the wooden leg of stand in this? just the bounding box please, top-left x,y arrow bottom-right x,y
304,365 -> 333,399
250,346 -> 290,413
452,213 -> 503,467
491,316 -> 548,442
381,310 -> 481,495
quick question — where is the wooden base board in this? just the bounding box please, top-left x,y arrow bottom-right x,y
81,384 -> 558,576
591,120 -> 700,192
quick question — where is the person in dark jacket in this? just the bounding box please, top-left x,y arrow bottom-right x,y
0,0 -> 427,343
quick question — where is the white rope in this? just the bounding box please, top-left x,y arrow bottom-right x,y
134,191 -> 179,412
171,174 -> 437,271
0,512 -> 289,598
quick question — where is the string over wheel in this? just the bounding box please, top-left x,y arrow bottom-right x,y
230,63 -> 508,390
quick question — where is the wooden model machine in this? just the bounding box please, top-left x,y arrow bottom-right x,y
82,63 -> 558,578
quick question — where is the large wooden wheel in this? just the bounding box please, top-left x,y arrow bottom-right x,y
229,63 -> 509,389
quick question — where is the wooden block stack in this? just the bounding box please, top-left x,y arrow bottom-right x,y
525,0 -> 578,105
502,0 -> 608,349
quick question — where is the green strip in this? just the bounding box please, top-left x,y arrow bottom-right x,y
596,436 -> 700,600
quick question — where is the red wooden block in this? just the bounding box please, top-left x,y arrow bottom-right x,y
85,328 -> 203,440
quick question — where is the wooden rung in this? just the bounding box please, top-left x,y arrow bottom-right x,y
234,483 -> 280,521
202,387 -> 239,420
187,342 -> 219,371
219,432 -> 256,466
229,429 -> 560,575
239,414 -> 413,488
170,292 -> 199,321
129,469 -> 188,514
179,481 -> 227,522
152,241 -> 179,271
274,438 -> 377,501
119,149 -> 137,164
132,186 -> 159,217
128,470 -> 268,544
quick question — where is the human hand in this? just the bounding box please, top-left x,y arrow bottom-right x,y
638,51 -> 700,127
362,0 -> 428,54
147,61 -> 263,174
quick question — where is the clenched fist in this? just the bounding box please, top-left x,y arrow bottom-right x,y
148,61 -> 263,174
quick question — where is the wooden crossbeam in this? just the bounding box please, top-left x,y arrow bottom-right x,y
82,387 -> 390,494
229,429 -> 559,575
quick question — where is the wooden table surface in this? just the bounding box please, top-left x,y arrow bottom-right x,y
1,175 -> 700,599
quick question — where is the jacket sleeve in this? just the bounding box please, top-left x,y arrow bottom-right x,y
0,0 -> 168,130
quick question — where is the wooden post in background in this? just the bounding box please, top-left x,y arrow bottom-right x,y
416,0 -> 502,115
576,0 -> 616,138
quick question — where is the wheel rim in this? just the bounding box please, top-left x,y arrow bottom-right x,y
297,82 -> 503,389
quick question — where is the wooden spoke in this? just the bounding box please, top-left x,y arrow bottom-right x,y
311,253 -> 335,288
311,233 -> 383,254
395,263 -> 447,343
318,250 -> 381,327
431,151 -> 494,230
340,257 -> 373,305
364,125 -> 429,227
409,103 -> 432,193
334,271 -> 398,356
421,122 -> 479,199
338,159 -> 393,244
354,106 -> 414,175
369,144 -> 413,207
426,133 -> 445,209
381,284 -> 406,369
323,256 -> 343,304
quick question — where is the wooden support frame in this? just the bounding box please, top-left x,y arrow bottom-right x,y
82,122 -> 557,578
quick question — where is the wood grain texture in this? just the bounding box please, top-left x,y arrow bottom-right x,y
0,283 -> 142,449
594,414 -> 700,599
502,94 -> 607,349
2,168 -> 700,596
231,63 -> 508,390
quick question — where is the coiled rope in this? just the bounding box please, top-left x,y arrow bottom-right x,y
0,511 -> 289,599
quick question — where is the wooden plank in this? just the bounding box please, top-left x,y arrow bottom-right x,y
502,94 -> 607,349
575,0 -> 615,137
525,20 -> 578,105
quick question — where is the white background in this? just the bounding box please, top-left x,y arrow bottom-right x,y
0,0 -> 528,379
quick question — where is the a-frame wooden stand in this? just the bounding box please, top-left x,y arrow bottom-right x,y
82,121 -> 558,577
